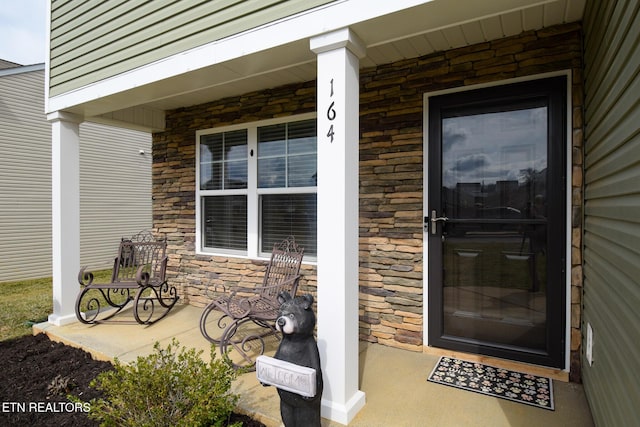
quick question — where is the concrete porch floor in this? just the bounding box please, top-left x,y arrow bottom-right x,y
34,304 -> 594,427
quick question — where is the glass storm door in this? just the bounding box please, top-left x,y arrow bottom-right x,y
427,77 -> 566,368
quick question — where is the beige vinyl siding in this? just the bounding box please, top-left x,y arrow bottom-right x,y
79,123 -> 152,267
49,0 -> 334,97
0,69 -> 52,282
582,0 -> 640,425
0,59 -> 21,69
0,67 -> 151,282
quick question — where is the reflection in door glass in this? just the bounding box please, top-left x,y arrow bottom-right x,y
441,107 -> 548,350
443,107 -> 547,208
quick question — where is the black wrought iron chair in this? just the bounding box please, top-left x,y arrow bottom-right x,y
75,230 -> 179,325
199,236 -> 304,369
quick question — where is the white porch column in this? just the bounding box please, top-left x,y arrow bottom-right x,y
311,28 -> 366,425
47,111 -> 83,326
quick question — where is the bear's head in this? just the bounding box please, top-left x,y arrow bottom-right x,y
276,292 -> 315,336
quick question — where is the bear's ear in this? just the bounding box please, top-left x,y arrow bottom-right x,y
278,291 -> 292,305
301,294 -> 314,310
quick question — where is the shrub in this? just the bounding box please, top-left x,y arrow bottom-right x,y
81,339 -> 240,427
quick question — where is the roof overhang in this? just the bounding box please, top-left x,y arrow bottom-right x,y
46,0 -> 585,132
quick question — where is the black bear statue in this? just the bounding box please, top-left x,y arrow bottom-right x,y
274,291 -> 323,427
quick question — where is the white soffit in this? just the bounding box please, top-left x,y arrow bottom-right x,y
49,0 -> 585,119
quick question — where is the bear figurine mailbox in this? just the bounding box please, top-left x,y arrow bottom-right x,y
256,292 -> 323,427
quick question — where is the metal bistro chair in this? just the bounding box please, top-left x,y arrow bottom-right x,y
75,230 -> 179,325
199,236 -> 304,369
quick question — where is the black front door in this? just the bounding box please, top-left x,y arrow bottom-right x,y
427,77 -> 566,368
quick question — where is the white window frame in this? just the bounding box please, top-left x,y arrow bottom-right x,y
195,112 -> 317,259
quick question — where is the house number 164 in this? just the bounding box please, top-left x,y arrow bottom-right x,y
326,78 -> 336,143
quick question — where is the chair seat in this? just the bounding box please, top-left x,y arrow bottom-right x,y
211,293 -> 281,320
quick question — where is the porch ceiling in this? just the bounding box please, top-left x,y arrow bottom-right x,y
73,0 -> 585,129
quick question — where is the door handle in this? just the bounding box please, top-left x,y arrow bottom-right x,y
430,210 -> 448,235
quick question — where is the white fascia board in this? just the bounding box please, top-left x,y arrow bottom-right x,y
0,63 -> 45,77
47,0 -> 432,113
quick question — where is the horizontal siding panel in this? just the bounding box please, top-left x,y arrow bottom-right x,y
584,152 -> 640,199
583,3 -> 639,140
51,0 -> 237,51
51,0 -> 284,88
78,122 -> 153,270
585,143 -> 640,197
582,262 -> 639,427
584,66 -> 640,166
51,0 -> 144,42
50,0 -> 334,96
583,219 -> 640,279
583,0 -> 637,121
582,0 -> 640,425
0,70 -> 53,281
584,194 -> 640,221
50,0 -> 98,28
584,250 -> 639,321
51,0 -> 204,66
1,69 -> 152,282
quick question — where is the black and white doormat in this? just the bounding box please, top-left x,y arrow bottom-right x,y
428,356 -> 554,410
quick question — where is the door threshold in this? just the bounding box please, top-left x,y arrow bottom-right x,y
422,345 -> 569,382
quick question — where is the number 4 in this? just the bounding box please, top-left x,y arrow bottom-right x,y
327,124 -> 334,143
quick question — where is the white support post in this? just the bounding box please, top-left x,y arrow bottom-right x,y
48,111 -> 83,326
311,28 -> 366,425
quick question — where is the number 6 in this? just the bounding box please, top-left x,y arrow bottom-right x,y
327,101 -> 336,121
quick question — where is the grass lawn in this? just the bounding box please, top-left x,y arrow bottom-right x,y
0,270 -> 111,342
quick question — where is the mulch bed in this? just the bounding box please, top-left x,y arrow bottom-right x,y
0,333 -> 265,426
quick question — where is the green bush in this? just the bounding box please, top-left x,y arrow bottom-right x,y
82,339 -> 240,427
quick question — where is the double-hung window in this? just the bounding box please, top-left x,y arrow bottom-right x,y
196,114 -> 317,258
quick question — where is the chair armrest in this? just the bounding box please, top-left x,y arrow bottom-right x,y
135,255 -> 168,286
78,267 -> 95,286
135,265 -> 151,286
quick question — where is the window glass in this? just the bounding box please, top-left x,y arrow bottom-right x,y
288,154 -> 317,187
258,123 -> 286,157
200,130 -> 247,190
258,157 -> 286,188
198,116 -> 317,256
258,119 -> 317,188
202,196 -> 247,251
261,194 -> 317,256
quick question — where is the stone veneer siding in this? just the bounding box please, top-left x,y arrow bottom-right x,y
153,22 -> 584,381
